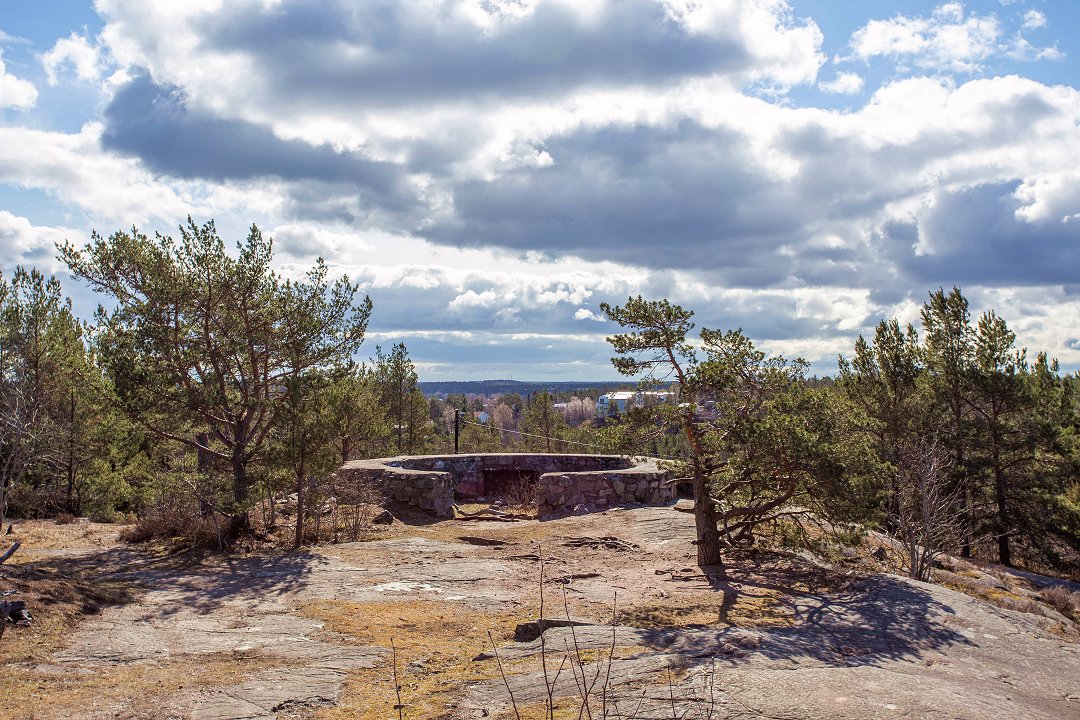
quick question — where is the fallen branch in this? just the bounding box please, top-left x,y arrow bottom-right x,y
563,536 -> 640,552
0,599 -> 32,641
457,536 -> 510,546
0,542 -> 20,565
457,514 -> 523,523
549,572 -> 601,585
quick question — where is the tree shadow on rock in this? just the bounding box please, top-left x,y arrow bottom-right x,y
641,573 -> 972,668
31,546 -> 326,618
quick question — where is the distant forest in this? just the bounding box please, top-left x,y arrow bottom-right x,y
419,380 -> 631,397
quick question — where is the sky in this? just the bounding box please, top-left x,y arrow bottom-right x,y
0,0 -> 1078,380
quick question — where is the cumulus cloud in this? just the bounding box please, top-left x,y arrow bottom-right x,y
844,2 -> 1062,75
0,51 -> 37,108
0,212 -> 76,270
98,0 -> 824,114
573,308 -> 605,321
0,122 -> 289,228
42,33 -> 103,85
846,3 -> 1001,73
100,74 -> 418,221
2,0 -> 1080,377
819,71 -> 864,94
1021,10 -> 1047,31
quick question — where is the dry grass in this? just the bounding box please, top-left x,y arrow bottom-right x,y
301,599 -> 530,720
618,589 -> 792,629
302,598 -> 664,720
3,519 -> 125,553
0,563 -> 136,666
0,552 -> 152,718
1039,585 -> 1080,619
0,653 -> 288,720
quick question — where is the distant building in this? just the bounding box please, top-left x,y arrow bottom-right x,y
596,390 -> 675,418
474,410 -> 491,424
596,391 -> 638,418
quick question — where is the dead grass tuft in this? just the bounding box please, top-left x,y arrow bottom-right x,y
301,599 -> 530,720
0,653 -> 287,720
1040,585 -> 1080,618
618,589 -> 792,629
3,519 -> 125,551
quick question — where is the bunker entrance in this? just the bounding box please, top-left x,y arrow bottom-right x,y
482,467 -> 539,499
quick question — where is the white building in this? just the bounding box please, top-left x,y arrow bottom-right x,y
596,390 -> 675,418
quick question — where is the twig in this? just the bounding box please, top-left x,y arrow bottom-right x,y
489,630 -> 521,720
668,668 -> 678,719
0,542 -> 20,565
564,638 -> 590,719
391,638 -> 403,720
539,544 -> 555,720
602,591 -> 618,718
630,687 -> 648,719
706,656 -> 717,720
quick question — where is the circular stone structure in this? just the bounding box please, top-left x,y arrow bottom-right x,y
337,453 -> 673,519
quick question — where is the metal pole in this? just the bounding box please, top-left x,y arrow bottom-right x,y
454,409 -> 460,453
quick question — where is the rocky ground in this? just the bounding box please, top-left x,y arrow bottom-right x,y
1,507 -> 1078,719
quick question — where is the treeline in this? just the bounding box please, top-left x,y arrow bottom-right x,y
838,288 -> 1080,573
419,380 -> 624,396
1,218 -> 1078,576
0,221 -> 444,545
600,294 -> 1080,578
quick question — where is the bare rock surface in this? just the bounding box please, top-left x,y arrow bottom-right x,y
30,507 -> 1080,719
468,574 -> 1080,719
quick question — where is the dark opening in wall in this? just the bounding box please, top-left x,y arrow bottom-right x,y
483,467 -> 538,500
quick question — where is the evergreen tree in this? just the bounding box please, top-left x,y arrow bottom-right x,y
374,343 -> 432,455
520,391 -> 570,452
603,297 -> 875,567
967,310 -> 1029,566
921,287 -> 977,556
838,318 -> 923,532
60,218 -> 371,538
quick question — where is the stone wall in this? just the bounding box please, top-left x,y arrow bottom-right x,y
535,461 -> 672,519
336,460 -> 454,517
337,453 -> 673,519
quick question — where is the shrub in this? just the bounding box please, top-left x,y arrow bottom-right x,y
325,475 -> 385,542
1040,585 -> 1080,617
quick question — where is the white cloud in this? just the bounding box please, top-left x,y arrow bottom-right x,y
847,3 -> 1001,73
0,123 -> 282,228
1021,10 -> 1047,31
94,0 -> 826,151
573,308 -> 605,321
819,71 -> 864,95
268,223 -> 373,259
42,33 -> 104,85
0,51 -> 37,109
845,3 -> 1063,74
448,289 -> 500,309
0,212 -> 77,271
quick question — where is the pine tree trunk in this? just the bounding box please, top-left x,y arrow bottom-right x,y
692,463 -> 722,567
993,431 -> 1010,566
294,456 -> 306,549
229,450 -> 252,538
